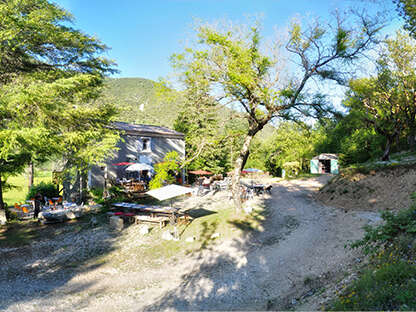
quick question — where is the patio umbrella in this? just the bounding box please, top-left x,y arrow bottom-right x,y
147,184 -> 193,240
188,170 -> 213,175
112,162 -> 134,166
242,168 -> 263,173
125,163 -> 154,172
146,184 -> 193,201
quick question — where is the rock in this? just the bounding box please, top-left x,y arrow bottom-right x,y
185,236 -> 196,242
211,232 -> 220,239
162,231 -> 173,241
243,204 -> 253,214
65,211 -> 77,220
139,225 -> 149,235
89,204 -> 102,212
109,216 -> 123,231
0,209 -> 6,225
90,216 -> 98,226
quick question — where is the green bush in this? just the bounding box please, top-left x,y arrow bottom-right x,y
350,205 -> 416,256
332,261 -> 416,311
4,203 -> 18,221
149,151 -> 180,190
330,205 -> 416,310
26,181 -> 59,201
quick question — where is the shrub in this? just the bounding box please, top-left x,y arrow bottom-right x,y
26,182 -> 59,201
330,204 -> 416,310
282,161 -> 301,178
350,205 -> 416,256
332,261 -> 416,311
4,203 -> 18,221
149,151 -> 181,190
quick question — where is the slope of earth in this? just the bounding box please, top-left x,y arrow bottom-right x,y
316,163 -> 416,212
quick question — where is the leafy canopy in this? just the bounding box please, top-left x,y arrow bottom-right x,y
0,0 -> 119,209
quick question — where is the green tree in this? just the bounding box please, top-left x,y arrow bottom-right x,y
149,151 -> 181,189
0,0 -> 118,211
345,77 -> 403,161
172,15 -> 381,211
380,31 -> 416,149
395,0 -> 416,38
265,122 -> 320,175
345,31 -> 416,160
315,114 -> 385,165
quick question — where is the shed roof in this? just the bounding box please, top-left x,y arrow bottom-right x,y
312,153 -> 338,160
112,121 -> 184,139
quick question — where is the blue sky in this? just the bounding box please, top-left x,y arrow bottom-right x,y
55,0 -> 400,81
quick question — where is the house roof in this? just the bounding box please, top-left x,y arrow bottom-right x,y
112,121 -> 185,139
312,153 -> 338,160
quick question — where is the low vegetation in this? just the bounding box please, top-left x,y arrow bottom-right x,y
330,204 -> 416,310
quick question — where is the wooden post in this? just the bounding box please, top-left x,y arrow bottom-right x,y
0,175 -> 4,211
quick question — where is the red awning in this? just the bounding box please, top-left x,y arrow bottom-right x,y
188,170 -> 213,175
112,162 -> 134,166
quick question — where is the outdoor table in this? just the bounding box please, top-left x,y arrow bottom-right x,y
251,184 -> 266,195
111,202 -> 183,223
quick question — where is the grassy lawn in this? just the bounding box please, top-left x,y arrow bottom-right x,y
100,200 -> 266,271
3,169 -> 52,205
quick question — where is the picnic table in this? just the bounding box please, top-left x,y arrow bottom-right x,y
111,202 -> 191,226
248,184 -> 272,195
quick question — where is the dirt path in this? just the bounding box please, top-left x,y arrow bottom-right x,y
0,177 -> 380,311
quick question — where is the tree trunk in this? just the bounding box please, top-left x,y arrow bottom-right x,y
0,175 -> 4,211
381,137 -> 392,161
408,132 -> 416,151
79,171 -> 88,204
231,133 -> 254,212
28,161 -> 34,192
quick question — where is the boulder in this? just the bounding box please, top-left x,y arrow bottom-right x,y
162,230 -> 173,241
65,211 -> 77,220
139,225 -> 149,235
185,236 -> 196,243
90,216 -> 98,226
243,204 -> 253,214
109,216 -> 123,231
0,209 -> 6,225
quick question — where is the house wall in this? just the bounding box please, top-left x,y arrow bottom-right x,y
310,159 -> 319,174
89,134 -> 185,189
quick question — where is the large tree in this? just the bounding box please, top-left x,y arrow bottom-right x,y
345,31 -> 416,160
0,0 -> 118,211
172,14 -> 381,211
395,0 -> 416,38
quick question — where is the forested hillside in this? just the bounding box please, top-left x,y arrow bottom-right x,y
100,78 -> 181,127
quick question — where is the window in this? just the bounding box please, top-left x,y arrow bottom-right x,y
141,137 -> 151,152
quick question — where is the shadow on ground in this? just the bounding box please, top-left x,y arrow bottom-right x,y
140,180 -> 326,311
0,211 -> 133,310
0,177 -> 331,311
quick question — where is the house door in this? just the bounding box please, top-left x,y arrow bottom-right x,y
319,160 -> 331,173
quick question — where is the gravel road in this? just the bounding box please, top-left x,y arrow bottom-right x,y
0,176 -> 380,311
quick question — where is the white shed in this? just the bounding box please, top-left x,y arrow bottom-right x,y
310,153 -> 339,174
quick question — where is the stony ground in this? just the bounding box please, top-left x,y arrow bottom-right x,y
0,176 -> 380,311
